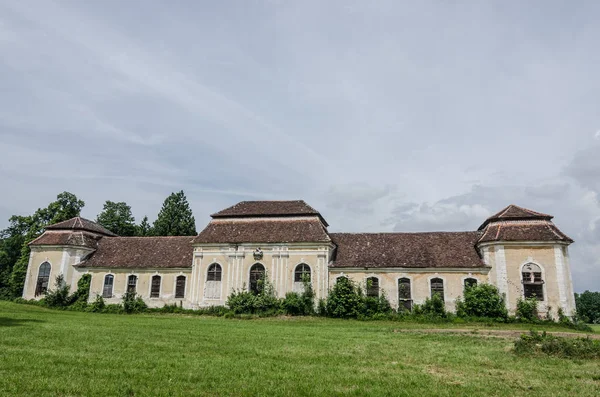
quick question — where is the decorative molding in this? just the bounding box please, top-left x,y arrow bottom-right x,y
554,246 -> 568,310
328,267 -> 490,274
495,245 -> 510,308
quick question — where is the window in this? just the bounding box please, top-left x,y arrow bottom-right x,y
366,277 -> 379,297
127,275 -> 137,294
464,278 -> 477,289
294,264 -> 311,282
398,278 -> 412,311
249,263 -> 266,294
150,275 -> 161,298
175,275 -> 186,299
522,263 -> 544,301
35,262 -> 51,296
102,274 -> 114,298
207,263 -> 222,281
430,277 -> 444,302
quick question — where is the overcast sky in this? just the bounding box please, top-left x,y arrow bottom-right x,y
1,1 -> 599,291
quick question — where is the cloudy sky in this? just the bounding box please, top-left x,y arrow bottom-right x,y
1,1 -> 599,291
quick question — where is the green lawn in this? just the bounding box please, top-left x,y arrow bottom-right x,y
0,301 -> 598,396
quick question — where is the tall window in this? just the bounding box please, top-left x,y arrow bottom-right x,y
294,264 -> 311,282
464,278 -> 477,289
127,275 -> 137,294
366,277 -> 379,297
175,275 -> 186,299
102,274 -> 114,298
430,277 -> 444,302
35,262 -> 51,296
207,263 -> 222,281
398,278 -> 412,311
150,275 -> 161,298
522,263 -> 544,301
249,263 -> 266,294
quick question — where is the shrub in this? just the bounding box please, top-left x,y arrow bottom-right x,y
325,277 -> 362,318
103,304 -> 124,314
69,274 -> 92,306
316,298 -> 327,316
44,274 -> 71,308
122,290 -> 147,314
575,291 -> 600,324
514,331 -> 600,359
362,293 -> 393,318
456,283 -> 508,320
226,289 -> 257,314
419,293 -> 447,318
282,279 -> 315,316
87,295 -> 106,312
226,276 -> 281,315
516,297 -> 539,321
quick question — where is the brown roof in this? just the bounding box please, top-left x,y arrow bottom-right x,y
211,200 -> 328,226
29,231 -> 102,249
478,205 -> 553,230
330,232 -> 485,268
192,218 -> 331,244
478,220 -> 574,244
45,217 -> 118,237
75,237 -> 193,269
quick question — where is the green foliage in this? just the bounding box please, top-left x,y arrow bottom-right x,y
44,275 -> 71,308
325,277 -> 363,318
87,295 -> 106,313
227,275 -> 282,315
282,278 -> 315,316
96,201 -> 137,236
456,283 -> 508,320
122,290 -> 148,314
514,331 -> 600,359
136,216 -> 152,237
414,293 -> 447,318
68,274 -> 92,309
516,297 -> 539,321
152,191 -> 196,236
575,291 -> 600,324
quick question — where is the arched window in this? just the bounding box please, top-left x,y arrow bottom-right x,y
207,263 -> 222,281
175,275 -> 186,299
522,263 -> 544,301
464,278 -> 477,289
150,275 -> 161,298
398,278 -> 412,311
127,275 -> 137,294
430,277 -> 444,302
336,275 -> 348,283
294,264 -> 311,283
102,274 -> 114,298
249,263 -> 266,294
366,277 -> 379,297
35,262 -> 51,296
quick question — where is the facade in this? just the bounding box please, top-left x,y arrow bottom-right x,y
23,201 -> 576,317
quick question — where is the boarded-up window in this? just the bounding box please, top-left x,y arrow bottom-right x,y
430,277 -> 444,302
366,277 -> 379,297
522,263 -> 544,301
35,262 -> 51,296
207,263 -> 222,281
249,263 -> 266,294
127,275 -> 137,294
102,274 -> 114,298
175,275 -> 186,299
464,278 -> 477,289
398,278 -> 412,311
151,275 -> 161,298
204,264 -> 222,300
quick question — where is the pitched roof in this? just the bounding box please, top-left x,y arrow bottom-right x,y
478,221 -> 574,244
478,205 -> 553,230
29,231 -> 102,249
192,218 -> 331,244
211,200 -> 328,226
75,237 -> 193,269
45,217 -> 118,237
330,232 -> 485,268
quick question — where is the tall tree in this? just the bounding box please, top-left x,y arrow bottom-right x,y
96,201 -> 136,236
152,191 -> 196,236
136,216 -> 152,237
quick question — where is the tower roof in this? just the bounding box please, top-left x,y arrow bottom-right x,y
45,217 -> 118,237
478,204 -> 553,231
211,200 -> 328,226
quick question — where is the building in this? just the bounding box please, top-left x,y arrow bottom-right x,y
22,200 -> 576,316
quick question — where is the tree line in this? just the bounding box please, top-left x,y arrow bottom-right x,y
0,190 -> 196,299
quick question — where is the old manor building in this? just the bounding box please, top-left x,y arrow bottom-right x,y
22,201 -> 576,316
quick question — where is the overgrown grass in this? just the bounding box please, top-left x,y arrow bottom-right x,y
0,301 -> 599,396
591,324 -> 600,332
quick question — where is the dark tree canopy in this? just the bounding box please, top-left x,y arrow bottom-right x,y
96,201 -> 136,236
152,191 -> 196,236
136,216 -> 152,237
575,291 -> 600,324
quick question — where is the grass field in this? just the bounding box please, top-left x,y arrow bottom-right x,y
591,324 -> 600,332
1,301 -> 599,396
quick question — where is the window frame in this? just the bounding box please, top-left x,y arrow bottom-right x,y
127,274 -> 138,294
150,275 -> 161,298
206,263 -> 222,282
366,276 -> 380,298
35,262 -> 51,297
430,277 -> 445,302
175,275 -> 186,299
463,277 -> 478,290
102,274 -> 114,298
294,263 -> 311,283
398,277 -> 412,311
521,263 -> 545,301
249,263 -> 266,294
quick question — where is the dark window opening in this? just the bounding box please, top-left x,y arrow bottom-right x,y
366,277 -> 379,297
522,263 -> 544,301
398,278 -> 412,311
102,274 -> 114,298
294,264 -> 311,282
150,275 -> 161,298
127,275 -> 137,294
175,276 -> 186,299
35,262 -> 51,296
207,263 -> 222,282
249,263 -> 266,294
430,277 -> 444,302
464,278 -> 478,289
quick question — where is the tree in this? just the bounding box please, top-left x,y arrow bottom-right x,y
96,201 -> 136,236
575,291 -> 600,324
455,283 -> 508,319
152,191 -> 196,236
136,216 -> 152,237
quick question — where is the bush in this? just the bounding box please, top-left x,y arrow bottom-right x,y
418,293 -> 447,318
226,289 -> 257,314
69,274 -> 92,307
86,295 -> 106,313
514,331 -> 600,359
282,279 -> 315,316
456,283 -> 508,320
575,291 -> 600,324
325,277 -> 362,318
122,290 -> 147,314
103,304 -> 124,314
44,274 -> 71,308
516,297 -> 539,321
226,276 -> 281,315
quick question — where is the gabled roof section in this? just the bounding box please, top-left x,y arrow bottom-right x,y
478,205 -> 553,230
29,231 -> 102,249
211,200 -> 328,227
45,217 -> 118,237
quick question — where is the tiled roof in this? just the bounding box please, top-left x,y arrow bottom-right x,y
478,220 -> 574,244
45,217 -> 118,237
75,237 -> 193,269
192,218 -> 331,244
211,200 -> 328,226
330,232 -> 485,268
29,231 -> 102,249
478,205 -> 553,230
